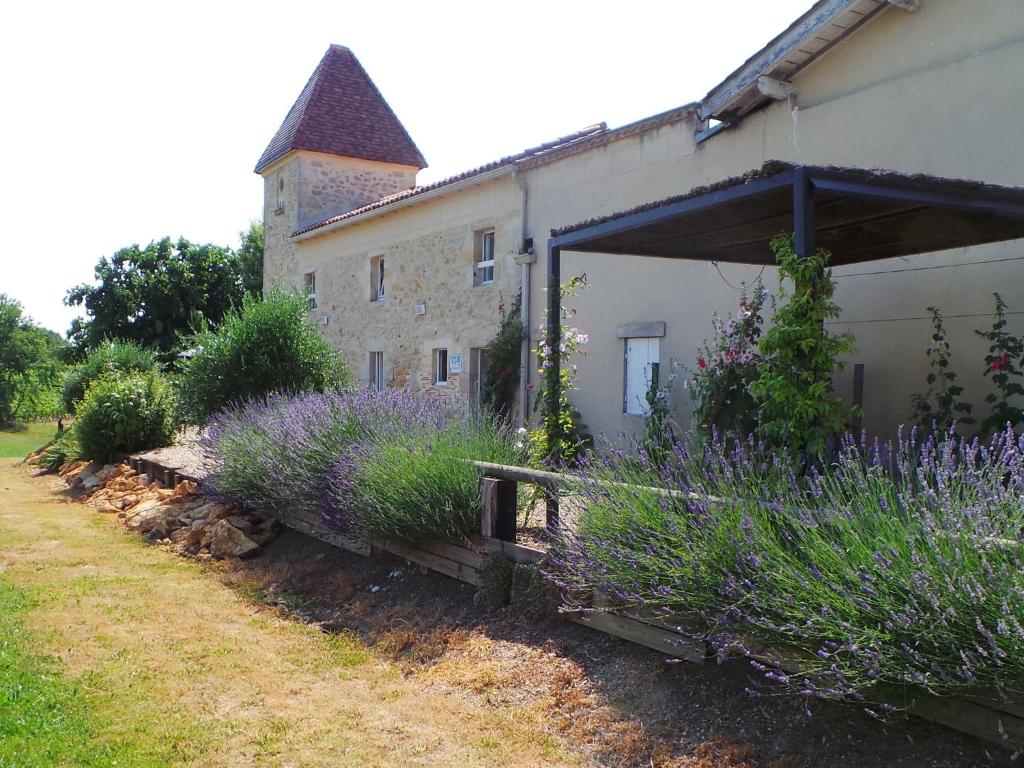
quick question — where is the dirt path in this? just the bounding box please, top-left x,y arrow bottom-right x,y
0,462 -> 582,768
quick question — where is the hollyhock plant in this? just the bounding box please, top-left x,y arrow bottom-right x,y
547,426 -> 1024,711
689,279 -> 767,436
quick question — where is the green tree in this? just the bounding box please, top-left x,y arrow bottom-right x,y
65,237 -> 244,359
0,295 -> 62,425
748,234 -> 856,459
238,221 -> 264,297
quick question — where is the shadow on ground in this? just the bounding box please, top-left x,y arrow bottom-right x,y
212,528 -> 1007,768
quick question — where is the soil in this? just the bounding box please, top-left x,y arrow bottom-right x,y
218,527 -> 1013,768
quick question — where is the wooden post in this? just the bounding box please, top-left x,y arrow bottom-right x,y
480,477 -> 517,542
163,468 -> 173,488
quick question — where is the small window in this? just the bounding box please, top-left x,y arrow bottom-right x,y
275,174 -> 285,214
624,337 -> 660,416
370,255 -> 385,302
474,229 -> 495,286
369,351 -> 384,393
303,271 -> 317,311
433,348 -> 449,386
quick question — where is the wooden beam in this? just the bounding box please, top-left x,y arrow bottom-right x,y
568,611 -> 706,663
479,477 -> 517,541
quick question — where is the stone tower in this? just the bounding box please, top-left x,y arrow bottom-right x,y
254,45 -> 426,286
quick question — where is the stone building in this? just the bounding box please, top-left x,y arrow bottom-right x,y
258,1 -> 1024,438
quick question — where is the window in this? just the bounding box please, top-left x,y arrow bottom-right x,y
303,271 -> 317,311
275,174 -> 285,214
469,347 -> 488,405
474,229 -> 495,286
369,351 -> 384,393
370,255 -> 385,302
433,348 -> 449,386
624,337 -> 660,416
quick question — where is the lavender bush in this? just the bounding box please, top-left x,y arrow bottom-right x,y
326,417 -> 521,543
200,388 -> 456,522
549,427 -> 1024,711
200,388 -> 521,544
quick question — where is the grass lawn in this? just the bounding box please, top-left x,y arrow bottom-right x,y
0,421 -> 58,458
0,464 -> 579,767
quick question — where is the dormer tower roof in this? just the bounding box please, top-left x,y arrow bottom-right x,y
255,44 -> 426,173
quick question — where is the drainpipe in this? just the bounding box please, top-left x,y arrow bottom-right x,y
513,168 -> 535,427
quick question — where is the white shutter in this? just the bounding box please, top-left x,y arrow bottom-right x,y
624,337 -> 659,416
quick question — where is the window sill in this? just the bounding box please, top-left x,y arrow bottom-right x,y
434,381 -> 448,387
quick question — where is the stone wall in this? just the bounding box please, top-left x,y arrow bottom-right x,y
291,176 -> 524,404
262,150 -> 418,288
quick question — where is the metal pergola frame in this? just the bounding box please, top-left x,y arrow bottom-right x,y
541,163 -> 1024,526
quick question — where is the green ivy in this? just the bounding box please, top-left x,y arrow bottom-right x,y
480,293 -> 523,418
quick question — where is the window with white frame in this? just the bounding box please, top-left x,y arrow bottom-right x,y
303,271 -> 317,311
370,255 -> 385,302
433,348 -> 449,386
623,337 -> 660,416
369,351 -> 384,392
474,229 -> 495,286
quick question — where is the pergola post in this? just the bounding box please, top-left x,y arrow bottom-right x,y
545,242 -> 562,530
793,166 -> 816,258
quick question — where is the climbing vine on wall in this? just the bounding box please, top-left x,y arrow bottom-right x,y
480,293 -> 523,418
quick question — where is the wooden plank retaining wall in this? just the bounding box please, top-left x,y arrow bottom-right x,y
130,451 -> 1024,752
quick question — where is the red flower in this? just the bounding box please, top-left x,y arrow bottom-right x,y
697,356 -> 707,370
990,353 -> 1012,372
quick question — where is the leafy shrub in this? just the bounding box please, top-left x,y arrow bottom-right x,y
327,418 -> 521,544
690,280 -> 766,436
73,372 -> 176,462
61,340 -> 158,415
40,428 -> 81,472
177,291 -> 350,424
749,235 -> 855,458
550,427 -> 1024,711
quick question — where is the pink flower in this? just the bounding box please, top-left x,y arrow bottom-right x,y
697,356 -> 707,370
990,353 -> 1012,372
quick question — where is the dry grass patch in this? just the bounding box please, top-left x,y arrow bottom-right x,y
0,463 -> 586,767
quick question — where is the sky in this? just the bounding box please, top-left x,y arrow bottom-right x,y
0,0 -> 811,335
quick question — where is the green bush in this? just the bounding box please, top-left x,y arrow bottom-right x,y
61,340 -> 158,415
74,372 -> 176,462
177,290 -> 350,423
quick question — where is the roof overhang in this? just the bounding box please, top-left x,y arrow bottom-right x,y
699,0 -> 912,126
550,163 -> 1024,266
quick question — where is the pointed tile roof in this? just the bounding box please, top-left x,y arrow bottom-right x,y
255,45 -> 426,174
